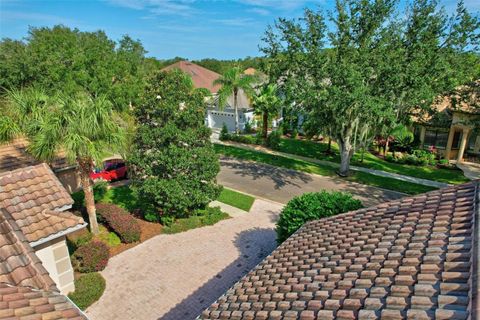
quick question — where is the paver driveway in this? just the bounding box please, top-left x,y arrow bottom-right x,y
86,199 -> 283,320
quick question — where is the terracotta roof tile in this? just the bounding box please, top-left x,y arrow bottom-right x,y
0,139 -> 72,173
199,181 -> 480,320
161,61 -> 221,93
0,209 -> 86,319
0,164 -> 84,243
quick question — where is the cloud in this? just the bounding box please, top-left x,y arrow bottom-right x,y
213,18 -> 256,26
248,7 -> 271,16
237,0 -> 323,10
106,0 -> 198,16
0,10 -> 79,25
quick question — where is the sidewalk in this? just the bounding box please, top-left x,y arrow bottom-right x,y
216,140 -> 450,189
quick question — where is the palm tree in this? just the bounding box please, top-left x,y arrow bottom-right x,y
1,88 -> 126,235
214,67 -> 257,133
253,84 -> 281,139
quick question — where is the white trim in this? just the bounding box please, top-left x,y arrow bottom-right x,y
54,204 -> 72,212
30,223 -> 88,248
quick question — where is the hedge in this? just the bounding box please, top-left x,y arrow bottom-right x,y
276,191 -> 363,243
72,241 -> 110,273
68,273 -> 106,310
96,203 -> 141,243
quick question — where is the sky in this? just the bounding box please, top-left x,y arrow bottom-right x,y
0,0 -> 478,60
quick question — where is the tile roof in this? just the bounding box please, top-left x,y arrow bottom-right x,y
0,163 -> 84,244
200,181 -> 480,320
162,60 -> 222,93
0,209 -> 56,291
0,209 -> 86,319
0,138 -> 73,173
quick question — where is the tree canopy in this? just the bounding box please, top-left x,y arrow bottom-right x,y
129,69 -> 221,221
261,0 -> 479,175
0,25 -> 148,111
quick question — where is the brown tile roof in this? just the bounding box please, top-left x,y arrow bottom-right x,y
0,283 -> 86,319
161,60 -> 222,93
200,181 -> 480,320
413,80 -> 480,125
0,163 -> 84,244
0,209 -> 86,319
0,138 -> 73,173
0,209 -> 56,291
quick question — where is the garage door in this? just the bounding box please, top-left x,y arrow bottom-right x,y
209,111 -> 236,132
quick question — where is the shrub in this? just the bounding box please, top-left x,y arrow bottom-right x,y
96,203 -> 141,243
71,181 -> 109,210
244,120 -> 254,134
72,241 -> 110,273
276,191 -> 363,243
163,206 -> 229,234
67,231 -> 93,255
439,158 -> 449,165
68,273 -> 106,310
219,123 -> 230,140
266,130 -> 282,150
385,154 -> 397,163
291,129 -> 298,139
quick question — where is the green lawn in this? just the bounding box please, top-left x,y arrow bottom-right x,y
277,138 -> 469,185
217,187 -> 255,212
215,144 -> 436,195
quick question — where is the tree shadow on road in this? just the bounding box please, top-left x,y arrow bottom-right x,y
337,178 -> 404,207
159,227 -> 277,320
220,157 -> 313,190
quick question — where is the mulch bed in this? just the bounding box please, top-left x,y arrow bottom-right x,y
108,217 -> 163,257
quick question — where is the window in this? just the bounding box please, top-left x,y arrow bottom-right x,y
424,129 -> 449,149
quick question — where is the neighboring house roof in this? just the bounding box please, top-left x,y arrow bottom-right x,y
200,181 -> 480,320
413,80 -> 480,126
0,163 -> 84,244
0,208 -> 86,319
161,60 -> 222,93
0,138 -> 73,173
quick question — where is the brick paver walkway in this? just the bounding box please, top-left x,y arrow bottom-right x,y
86,199 -> 283,320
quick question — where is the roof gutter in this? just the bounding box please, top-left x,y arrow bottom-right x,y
30,223 -> 88,248
471,182 -> 480,319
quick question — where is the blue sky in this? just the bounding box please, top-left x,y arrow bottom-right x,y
0,0 -> 478,60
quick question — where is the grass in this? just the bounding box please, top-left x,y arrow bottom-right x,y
217,188 -> 255,212
68,273 -> 106,310
162,207 -> 229,234
214,144 -> 436,195
277,138 -> 469,185
96,225 -> 121,247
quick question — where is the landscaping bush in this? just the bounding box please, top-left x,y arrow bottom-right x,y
276,191 -> 363,243
96,203 -> 141,243
385,154 -> 397,163
68,273 -> 106,310
72,241 -> 110,273
163,206 -> 229,234
219,123 -> 230,141
71,181 -> 109,210
266,130 -> 282,150
244,120 -> 254,134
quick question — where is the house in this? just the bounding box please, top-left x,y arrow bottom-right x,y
0,138 -> 81,193
200,181 -> 479,319
0,163 -> 87,294
413,80 -> 480,162
161,61 -> 256,132
0,207 -> 87,319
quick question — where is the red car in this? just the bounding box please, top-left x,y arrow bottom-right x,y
90,159 -> 127,182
